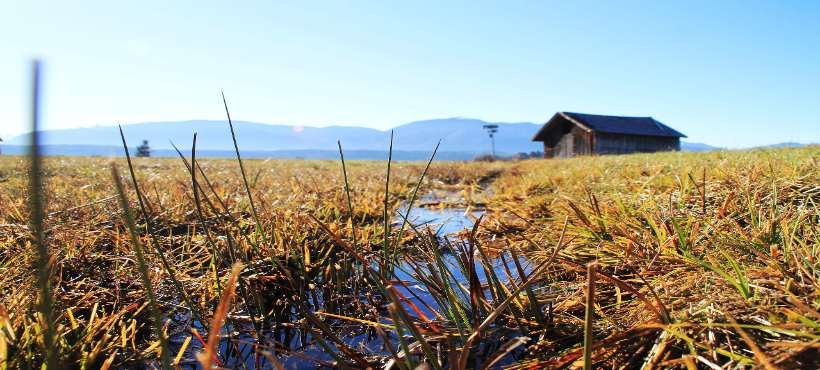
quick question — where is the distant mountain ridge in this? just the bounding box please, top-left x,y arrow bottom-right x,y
0,144 -> 486,160
680,142 -> 720,152
5,118 -> 544,155
760,142 -> 805,148
4,117 -> 728,159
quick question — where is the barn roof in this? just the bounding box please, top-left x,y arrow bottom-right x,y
533,112 -> 687,141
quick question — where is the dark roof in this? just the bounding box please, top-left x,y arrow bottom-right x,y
533,112 -> 687,140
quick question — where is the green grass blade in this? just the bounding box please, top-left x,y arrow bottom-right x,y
119,125 -> 203,324
394,140 -> 441,255
337,140 -> 357,246
381,130 -> 394,271
111,165 -> 172,370
221,91 -> 268,247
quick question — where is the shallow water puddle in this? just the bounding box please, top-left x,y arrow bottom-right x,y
170,201 -> 530,368
391,255 -> 533,322
391,204 -> 534,319
395,206 -> 483,237
168,307 -> 391,369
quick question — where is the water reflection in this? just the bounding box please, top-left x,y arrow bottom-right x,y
396,206 -> 483,237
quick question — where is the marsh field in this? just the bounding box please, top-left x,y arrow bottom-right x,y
0,146 -> 818,369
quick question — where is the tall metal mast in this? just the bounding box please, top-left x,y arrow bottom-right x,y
482,124 -> 499,159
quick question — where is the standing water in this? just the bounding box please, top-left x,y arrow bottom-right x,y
392,204 -> 534,318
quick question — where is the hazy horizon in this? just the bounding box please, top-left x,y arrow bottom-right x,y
5,118 -> 813,151
2,1 -> 819,148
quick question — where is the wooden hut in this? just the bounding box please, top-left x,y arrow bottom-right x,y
532,112 -> 686,158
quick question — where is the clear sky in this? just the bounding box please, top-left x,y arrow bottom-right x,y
1,1 -> 819,147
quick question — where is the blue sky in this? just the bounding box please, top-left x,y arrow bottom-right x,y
1,1 -> 818,147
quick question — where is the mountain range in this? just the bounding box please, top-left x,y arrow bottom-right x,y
3,118 -> 722,160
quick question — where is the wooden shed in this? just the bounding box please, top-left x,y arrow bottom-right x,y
532,112 -> 686,158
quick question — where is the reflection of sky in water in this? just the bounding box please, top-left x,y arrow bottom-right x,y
396,206 -> 483,236
169,206 -> 530,369
391,205 -> 534,319
393,252 -> 533,320
169,302 -> 392,369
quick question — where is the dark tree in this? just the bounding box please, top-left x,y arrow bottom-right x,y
136,140 -> 151,157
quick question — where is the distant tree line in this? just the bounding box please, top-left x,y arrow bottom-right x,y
474,151 -> 544,161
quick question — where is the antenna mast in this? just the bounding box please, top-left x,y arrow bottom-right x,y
482,124 -> 499,159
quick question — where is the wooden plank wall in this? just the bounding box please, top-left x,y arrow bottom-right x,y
549,126 -> 592,158
595,133 -> 680,154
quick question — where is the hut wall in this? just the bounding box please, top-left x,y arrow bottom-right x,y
552,126 -> 592,158
543,142 -> 555,158
594,133 -> 680,154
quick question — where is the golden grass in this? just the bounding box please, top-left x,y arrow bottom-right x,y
0,146 -> 817,369
487,147 -> 819,368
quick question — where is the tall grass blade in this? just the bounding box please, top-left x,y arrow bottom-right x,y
118,125 -> 201,323
169,141 -> 230,216
456,218 -> 569,369
337,140 -> 356,245
387,303 -> 415,369
111,165 -> 172,370
394,140 -> 440,253
191,134 -> 265,347
221,91 -> 267,246
386,287 -> 441,370
510,248 -> 547,327
27,59 -> 59,370
381,130 -> 394,269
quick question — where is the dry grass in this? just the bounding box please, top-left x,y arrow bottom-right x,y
487,147 -> 819,368
0,145 -> 817,369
